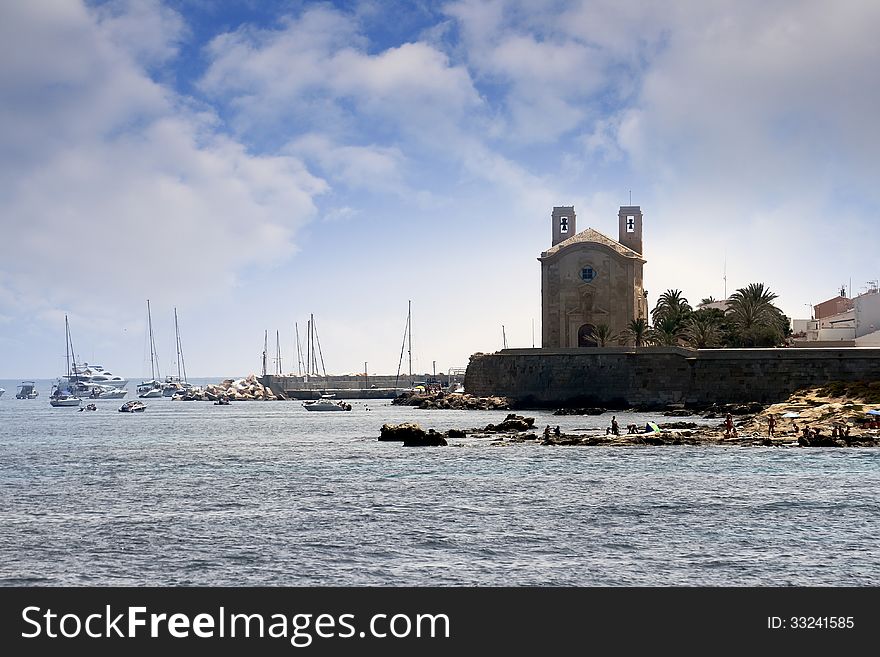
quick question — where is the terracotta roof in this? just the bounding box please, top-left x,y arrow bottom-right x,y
539,227 -> 643,260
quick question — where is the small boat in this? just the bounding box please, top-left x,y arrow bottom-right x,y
214,396 -> 231,405
119,400 -> 146,413
0,387 -> 4,398
303,395 -> 352,411
78,403 -> 98,412
16,381 -> 39,399
49,388 -> 82,407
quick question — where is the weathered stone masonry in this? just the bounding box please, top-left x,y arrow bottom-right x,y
463,347 -> 880,407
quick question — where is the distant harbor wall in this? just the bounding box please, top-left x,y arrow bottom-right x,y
463,347 -> 880,407
260,373 -> 454,400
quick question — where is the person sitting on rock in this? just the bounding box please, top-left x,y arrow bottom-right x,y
610,416 -> 620,436
554,425 -> 561,437
543,425 -> 551,440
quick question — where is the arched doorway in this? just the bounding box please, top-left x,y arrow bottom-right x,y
578,323 -> 598,347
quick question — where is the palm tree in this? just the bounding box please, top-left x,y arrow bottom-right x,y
726,283 -> 788,346
624,318 -> 651,347
588,324 -> 617,347
651,289 -> 692,326
650,315 -> 685,346
699,296 -> 717,307
683,311 -> 722,348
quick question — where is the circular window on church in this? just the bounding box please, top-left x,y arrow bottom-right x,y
580,266 -> 597,282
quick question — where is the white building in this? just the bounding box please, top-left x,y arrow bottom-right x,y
795,284 -> 880,345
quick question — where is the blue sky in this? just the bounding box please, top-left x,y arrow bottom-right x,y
1,0 -> 879,379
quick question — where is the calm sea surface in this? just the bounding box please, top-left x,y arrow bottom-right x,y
1,379 -> 879,586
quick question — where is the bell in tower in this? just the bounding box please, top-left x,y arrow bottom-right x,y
551,206 -> 576,246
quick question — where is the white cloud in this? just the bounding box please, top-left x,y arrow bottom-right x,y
200,7 -> 484,148
0,0 -> 326,330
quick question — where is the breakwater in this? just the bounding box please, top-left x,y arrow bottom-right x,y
463,347 -> 880,407
260,373 -> 454,400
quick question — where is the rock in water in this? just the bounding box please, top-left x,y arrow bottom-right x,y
379,423 -> 426,442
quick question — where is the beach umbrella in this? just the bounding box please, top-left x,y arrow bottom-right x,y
781,412 -> 801,418
645,422 -> 661,433
866,409 -> 880,416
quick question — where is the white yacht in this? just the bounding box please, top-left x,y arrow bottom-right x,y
62,362 -> 128,389
85,384 -> 128,400
303,395 -> 352,411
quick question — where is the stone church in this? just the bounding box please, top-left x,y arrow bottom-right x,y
539,205 -> 647,347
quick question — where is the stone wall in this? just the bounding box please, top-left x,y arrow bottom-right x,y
463,347 -> 880,407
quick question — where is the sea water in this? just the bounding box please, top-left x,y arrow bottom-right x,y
1,380 -> 878,586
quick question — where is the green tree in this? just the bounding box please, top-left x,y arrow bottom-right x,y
625,318 -> 651,347
588,324 -> 617,347
683,309 -> 723,348
650,315 -> 686,346
726,283 -> 789,346
651,289 -> 692,326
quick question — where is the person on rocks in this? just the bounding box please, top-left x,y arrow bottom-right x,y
768,414 -> 777,437
544,425 -> 551,440
724,413 -> 734,437
554,425 -> 561,438
611,416 -> 620,436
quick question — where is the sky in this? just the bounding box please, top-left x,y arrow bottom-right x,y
1,0 -> 879,379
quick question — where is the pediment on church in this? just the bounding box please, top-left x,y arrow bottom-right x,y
539,228 -> 644,262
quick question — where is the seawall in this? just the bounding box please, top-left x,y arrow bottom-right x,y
463,347 -> 880,407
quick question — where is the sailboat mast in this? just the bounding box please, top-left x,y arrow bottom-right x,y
407,300 -> 412,379
295,323 -> 303,377
175,308 -> 188,384
275,330 -> 282,375
305,319 -> 311,381
262,330 -> 268,377
64,314 -> 71,379
147,299 -> 159,380
174,307 -> 182,382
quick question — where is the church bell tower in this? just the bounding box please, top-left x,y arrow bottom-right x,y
552,206 -> 576,246
618,206 -> 643,255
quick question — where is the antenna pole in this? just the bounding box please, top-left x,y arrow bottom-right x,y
723,255 -> 727,300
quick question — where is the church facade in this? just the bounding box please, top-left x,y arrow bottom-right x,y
539,205 -> 647,347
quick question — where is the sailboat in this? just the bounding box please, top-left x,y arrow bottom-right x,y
299,315 -> 351,411
394,300 -> 415,393
163,307 -> 192,396
50,315 -> 83,408
137,300 -> 163,398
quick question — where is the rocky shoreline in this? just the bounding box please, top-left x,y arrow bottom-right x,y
378,384 -> 880,448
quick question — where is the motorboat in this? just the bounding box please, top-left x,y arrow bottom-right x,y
85,384 -> 128,400
16,381 -> 39,399
303,395 -> 352,411
137,380 -> 164,398
119,400 -> 146,413
61,362 -> 128,389
0,387 -> 4,398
